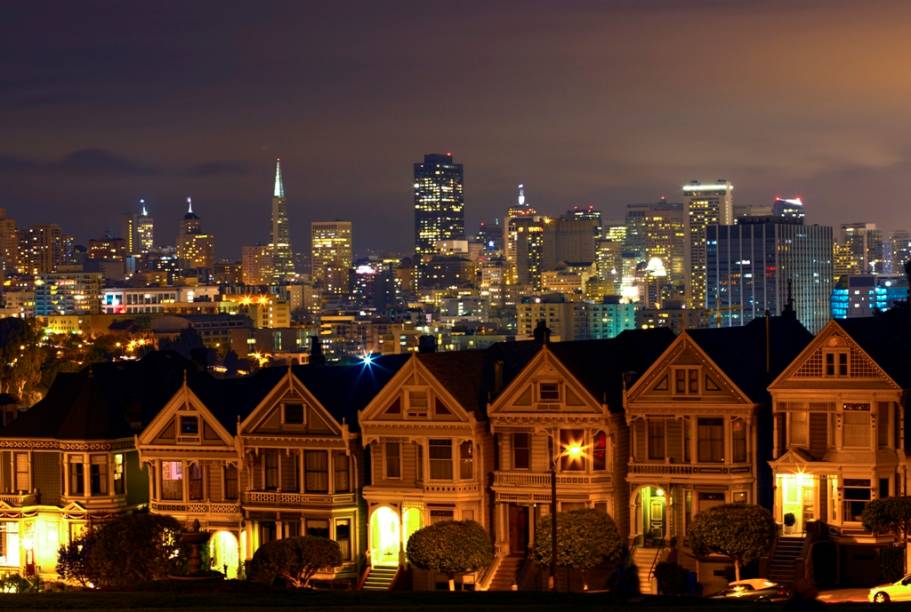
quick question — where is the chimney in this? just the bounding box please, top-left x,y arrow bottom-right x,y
309,336 -> 326,367
418,335 -> 437,353
533,320 -> 551,345
493,360 -> 504,395
764,310 -> 771,376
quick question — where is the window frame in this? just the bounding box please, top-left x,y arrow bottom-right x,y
282,402 -> 305,426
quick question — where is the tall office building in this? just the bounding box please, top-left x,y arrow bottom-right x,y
684,180 -> 734,309
0,209 -> 17,277
840,223 -> 884,275
136,199 -> 155,254
890,230 -> 911,274
270,159 -> 295,283
242,244 -> 273,285
311,221 -> 353,298
413,153 -> 464,262
18,224 -> 64,275
707,214 -> 833,332
176,198 -> 215,269
504,184 -> 537,286
541,207 -> 600,269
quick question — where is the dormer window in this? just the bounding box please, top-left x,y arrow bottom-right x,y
672,366 -> 700,395
537,382 -> 561,403
824,350 -> 849,377
283,403 -> 305,425
179,416 -> 199,435
406,389 -> 429,418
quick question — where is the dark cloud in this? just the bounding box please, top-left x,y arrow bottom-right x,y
2,0 -> 911,256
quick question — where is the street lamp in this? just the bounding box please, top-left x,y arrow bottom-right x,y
549,435 -> 585,591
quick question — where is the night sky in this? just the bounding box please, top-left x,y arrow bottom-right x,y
3,0 -> 911,258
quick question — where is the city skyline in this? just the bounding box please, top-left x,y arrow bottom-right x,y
4,1 -> 911,256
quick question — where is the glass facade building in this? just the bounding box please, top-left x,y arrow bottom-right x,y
413,153 -> 465,265
706,216 -> 833,332
831,274 -> 908,319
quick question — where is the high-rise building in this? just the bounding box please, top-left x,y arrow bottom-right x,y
270,159 -> 295,283
504,184 -> 537,287
413,153 -> 465,264
742,196 -> 806,222
707,214 -> 833,332
890,230 -> 911,274
0,209 -> 17,277
512,216 -> 547,292
840,223 -> 884,275
541,208 -> 600,269
87,236 -> 127,261
137,199 -> 155,254
684,180 -> 734,309
242,244 -> 273,286
176,198 -> 215,269
34,271 -> 103,315
311,221 -> 353,298
18,224 -> 64,275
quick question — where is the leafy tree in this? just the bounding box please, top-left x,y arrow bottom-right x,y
249,536 -> 342,588
57,534 -> 91,586
56,511 -> 184,588
863,496 -> 911,572
534,509 -> 624,589
0,317 -> 43,400
406,520 -> 494,591
687,503 -> 776,581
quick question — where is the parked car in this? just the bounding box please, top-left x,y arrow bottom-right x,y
710,578 -> 790,603
869,574 -> 911,603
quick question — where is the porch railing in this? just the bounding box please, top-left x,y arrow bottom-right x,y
628,463 -> 752,475
492,471 -> 611,488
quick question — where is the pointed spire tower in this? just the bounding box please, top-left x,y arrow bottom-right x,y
270,158 -> 295,282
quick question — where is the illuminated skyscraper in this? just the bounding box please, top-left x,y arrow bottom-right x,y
137,199 -> 155,254
890,230 -> 911,274
504,184 -> 537,286
176,198 -> 215,269
413,153 -> 464,263
707,215 -> 833,332
311,221 -> 353,298
18,223 -> 64,275
242,244 -> 273,285
684,180 -> 734,308
270,159 -> 295,282
840,222 -> 884,275
0,209 -> 17,277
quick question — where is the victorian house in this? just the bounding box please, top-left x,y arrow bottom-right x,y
485,329 -> 675,589
625,314 -> 811,592
0,353 -> 187,579
357,351 -> 492,589
138,358 -> 401,583
768,309 -> 911,585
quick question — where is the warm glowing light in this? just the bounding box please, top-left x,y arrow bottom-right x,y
564,442 -> 584,460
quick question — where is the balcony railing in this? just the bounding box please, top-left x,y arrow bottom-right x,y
0,492 -> 38,507
492,471 -> 612,489
150,500 -> 242,515
628,462 -> 752,475
242,491 -> 357,506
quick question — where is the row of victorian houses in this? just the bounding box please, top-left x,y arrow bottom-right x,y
0,304 -> 908,592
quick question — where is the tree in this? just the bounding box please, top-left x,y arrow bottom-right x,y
687,503 -> 777,581
534,509 -> 624,588
406,520 -> 494,591
249,536 -> 342,588
0,317 -> 43,401
863,496 -> 911,572
56,511 -> 185,588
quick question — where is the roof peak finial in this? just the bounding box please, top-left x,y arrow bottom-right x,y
274,158 -> 285,199
186,196 -> 193,214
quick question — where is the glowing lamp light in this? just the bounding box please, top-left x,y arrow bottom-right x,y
361,353 -> 374,365
565,442 -> 583,461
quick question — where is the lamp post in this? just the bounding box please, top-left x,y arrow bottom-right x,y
548,435 -> 584,592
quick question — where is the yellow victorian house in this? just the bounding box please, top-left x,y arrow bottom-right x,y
357,350 -> 491,590
768,310 -> 911,586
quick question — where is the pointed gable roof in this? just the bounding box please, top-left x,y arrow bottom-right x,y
547,329 -> 676,409
415,350 -> 490,416
291,353 -> 410,431
834,308 -> 911,388
686,315 -> 813,401
189,366 -> 287,431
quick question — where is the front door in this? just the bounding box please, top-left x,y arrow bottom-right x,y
640,486 -> 667,546
370,506 -> 401,566
508,504 -> 529,556
779,473 -> 816,534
